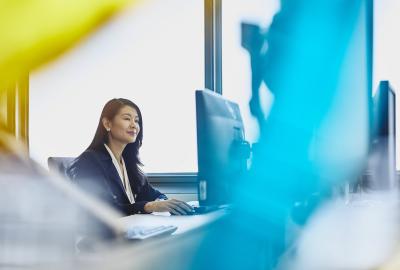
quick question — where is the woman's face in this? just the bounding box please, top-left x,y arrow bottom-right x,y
104,105 -> 141,145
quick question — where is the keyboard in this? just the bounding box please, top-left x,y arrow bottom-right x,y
186,201 -> 230,215
125,225 -> 177,240
190,205 -> 219,215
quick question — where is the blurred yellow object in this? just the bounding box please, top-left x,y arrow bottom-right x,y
0,0 -> 139,89
0,122 -> 28,157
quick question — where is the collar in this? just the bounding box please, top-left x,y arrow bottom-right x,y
104,143 -> 121,163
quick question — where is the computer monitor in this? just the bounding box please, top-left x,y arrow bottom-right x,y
195,90 -> 249,206
365,81 -> 397,190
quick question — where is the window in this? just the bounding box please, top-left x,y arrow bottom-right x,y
374,0 -> 400,169
221,0 -> 279,143
29,0 -> 203,173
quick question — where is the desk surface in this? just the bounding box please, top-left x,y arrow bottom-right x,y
118,209 -> 228,235
74,209 -> 231,270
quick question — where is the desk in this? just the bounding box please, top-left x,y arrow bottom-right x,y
118,208 -> 228,235
281,194 -> 400,270
79,209 -> 231,270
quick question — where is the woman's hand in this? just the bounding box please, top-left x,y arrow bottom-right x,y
144,199 -> 194,215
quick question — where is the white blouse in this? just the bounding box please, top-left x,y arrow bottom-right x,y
104,144 -> 135,203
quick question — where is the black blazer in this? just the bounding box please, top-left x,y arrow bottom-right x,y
66,145 -> 167,216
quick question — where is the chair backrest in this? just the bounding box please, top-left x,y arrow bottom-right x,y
48,157 -> 75,178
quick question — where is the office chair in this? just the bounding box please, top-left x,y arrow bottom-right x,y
48,157 -> 74,178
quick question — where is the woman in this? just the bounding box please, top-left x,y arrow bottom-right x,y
67,98 -> 193,216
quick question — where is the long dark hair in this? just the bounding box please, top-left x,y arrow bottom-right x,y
88,98 -> 145,184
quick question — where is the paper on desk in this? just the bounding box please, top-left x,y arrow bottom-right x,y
151,211 -> 171,216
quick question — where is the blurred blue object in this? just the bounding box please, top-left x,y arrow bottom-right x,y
192,0 -> 373,269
